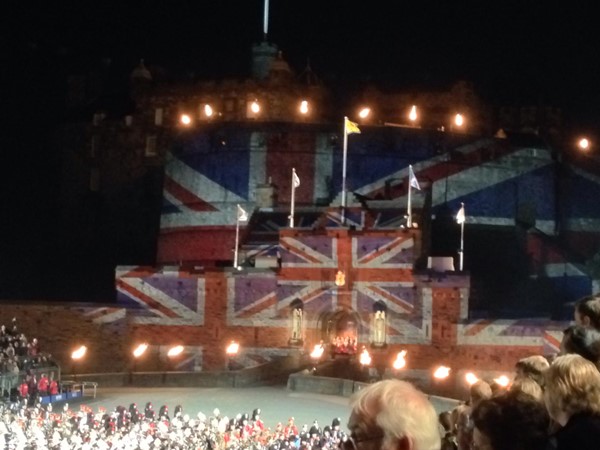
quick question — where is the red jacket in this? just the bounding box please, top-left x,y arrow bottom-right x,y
19,383 -> 29,397
38,376 -> 49,393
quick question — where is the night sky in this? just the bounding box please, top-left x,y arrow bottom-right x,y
8,1 -> 600,123
2,1 -> 599,301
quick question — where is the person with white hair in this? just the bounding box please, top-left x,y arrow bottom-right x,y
343,379 -> 441,450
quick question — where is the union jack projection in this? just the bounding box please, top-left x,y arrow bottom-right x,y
113,122 -> 600,372
157,123 -> 600,304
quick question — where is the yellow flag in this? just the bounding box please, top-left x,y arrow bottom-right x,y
345,117 -> 361,135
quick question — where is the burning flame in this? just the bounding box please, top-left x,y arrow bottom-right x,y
393,350 -> 407,370
433,366 -> 451,379
494,374 -> 510,388
409,105 -> 418,122
465,372 -> 479,385
133,343 -> 148,358
226,341 -> 240,356
310,344 -> 324,359
359,348 -> 372,366
71,345 -> 87,360
168,345 -> 184,358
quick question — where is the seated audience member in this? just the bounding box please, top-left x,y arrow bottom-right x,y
471,390 -> 550,450
574,294 -> 600,330
544,353 -> 600,450
514,354 -> 549,388
509,377 -> 543,402
344,379 -> 441,450
559,324 -> 600,368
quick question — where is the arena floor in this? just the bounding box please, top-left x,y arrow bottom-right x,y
59,385 -> 459,431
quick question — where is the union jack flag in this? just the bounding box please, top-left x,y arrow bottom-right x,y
116,266 -> 205,326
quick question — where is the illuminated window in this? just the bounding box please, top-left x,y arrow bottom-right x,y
203,104 -> 214,118
299,100 -> 309,115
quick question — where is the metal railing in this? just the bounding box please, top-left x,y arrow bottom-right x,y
0,365 -> 61,399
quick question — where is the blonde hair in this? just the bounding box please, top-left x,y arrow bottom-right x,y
510,377 -> 544,402
544,353 -> 600,422
350,379 -> 441,450
514,355 -> 549,387
470,380 -> 492,406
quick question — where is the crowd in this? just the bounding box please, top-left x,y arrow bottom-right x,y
0,318 -> 50,372
3,293 -> 600,449
0,401 -> 349,449
434,292 -> 600,450
0,318 -> 58,406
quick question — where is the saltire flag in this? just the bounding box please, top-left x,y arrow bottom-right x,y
456,203 -> 465,224
293,170 -> 300,188
237,204 -> 248,222
408,165 -> 421,190
345,117 -> 361,135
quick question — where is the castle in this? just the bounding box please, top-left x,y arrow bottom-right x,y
48,38 -> 600,382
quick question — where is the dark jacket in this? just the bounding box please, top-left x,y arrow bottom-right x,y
553,412 -> 600,450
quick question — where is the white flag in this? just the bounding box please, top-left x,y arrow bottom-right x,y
237,204 -> 248,222
456,204 -> 465,224
293,170 -> 300,188
409,165 -> 421,190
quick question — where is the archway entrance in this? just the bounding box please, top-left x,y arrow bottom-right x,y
321,310 -> 359,355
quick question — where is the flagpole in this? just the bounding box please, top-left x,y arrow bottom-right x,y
234,204 -> 241,269
407,173 -> 413,228
341,117 -> 349,225
289,168 -> 296,228
459,202 -> 465,271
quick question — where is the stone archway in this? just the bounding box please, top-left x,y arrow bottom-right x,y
319,309 -> 359,355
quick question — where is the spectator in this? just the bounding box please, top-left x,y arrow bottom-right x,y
456,380 -> 492,450
18,380 -> 28,401
559,324 -> 600,368
48,377 -> 58,396
37,373 -> 49,396
471,391 -> 550,450
544,353 -> 600,450
5,343 -> 15,359
514,354 -> 549,388
509,377 -> 543,402
574,294 -> 600,330
343,379 -> 440,450
470,380 -> 492,406
439,410 -> 458,450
